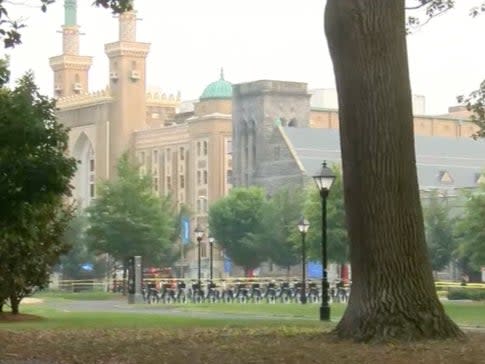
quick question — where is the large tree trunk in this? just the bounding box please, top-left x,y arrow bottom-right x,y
9,295 -> 20,314
324,0 -> 463,342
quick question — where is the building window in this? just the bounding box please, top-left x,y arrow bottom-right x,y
203,141 -> 208,156
167,176 -> 172,190
180,147 -> 185,161
166,148 -> 171,161
90,184 -> 95,198
203,198 -> 208,212
203,170 -> 208,185
89,158 -> 95,172
153,150 -> 158,164
153,177 -> 159,192
180,175 -> 185,189
226,139 -> 232,155
197,199 -> 201,213
197,171 -> 202,185
197,142 -> 201,156
226,170 -> 233,184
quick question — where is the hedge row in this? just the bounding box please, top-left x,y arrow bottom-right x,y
447,288 -> 485,301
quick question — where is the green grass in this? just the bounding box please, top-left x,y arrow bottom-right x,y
0,305 -> 327,331
2,296 -> 485,331
444,301 -> 485,327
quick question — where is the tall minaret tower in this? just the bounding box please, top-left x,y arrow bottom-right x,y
49,0 -> 92,97
105,1 -> 150,171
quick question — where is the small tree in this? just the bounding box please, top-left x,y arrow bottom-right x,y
423,191 -> 457,272
260,187 -> 304,275
209,187 -> 268,275
0,66 -> 76,314
303,165 -> 349,265
86,153 -> 175,269
454,187 -> 485,272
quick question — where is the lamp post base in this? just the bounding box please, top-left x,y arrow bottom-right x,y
320,306 -> 330,321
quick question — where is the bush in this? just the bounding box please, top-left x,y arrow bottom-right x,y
447,288 -> 485,301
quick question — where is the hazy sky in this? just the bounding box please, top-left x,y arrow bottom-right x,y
2,0 -> 485,115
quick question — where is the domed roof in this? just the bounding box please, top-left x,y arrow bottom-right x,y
200,69 -> 232,100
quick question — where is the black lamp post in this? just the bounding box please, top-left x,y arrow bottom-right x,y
297,217 -> 310,304
312,161 -> 336,321
208,236 -> 215,284
194,225 -> 204,290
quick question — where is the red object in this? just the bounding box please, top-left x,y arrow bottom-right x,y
341,264 -> 349,283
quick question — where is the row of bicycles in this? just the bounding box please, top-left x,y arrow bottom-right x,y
141,280 -> 350,304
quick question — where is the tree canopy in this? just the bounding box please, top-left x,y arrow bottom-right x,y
209,187 -> 268,274
0,65 -> 76,314
260,187 -> 304,271
0,63 -> 76,221
423,191 -> 457,272
303,165 -> 348,265
85,153 -> 176,268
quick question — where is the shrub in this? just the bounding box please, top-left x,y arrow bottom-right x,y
447,288 -> 485,301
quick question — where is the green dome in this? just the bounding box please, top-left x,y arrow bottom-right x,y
200,69 -> 232,100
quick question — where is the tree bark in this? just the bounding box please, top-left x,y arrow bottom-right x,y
9,295 -> 20,314
324,0 -> 463,342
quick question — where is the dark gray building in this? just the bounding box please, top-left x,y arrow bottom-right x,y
232,80 -> 485,197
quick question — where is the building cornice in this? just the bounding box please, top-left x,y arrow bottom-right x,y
146,91 -> 181,107
56,88 -> 113,110
49,55 -> 92,70
105,41 -> 150,58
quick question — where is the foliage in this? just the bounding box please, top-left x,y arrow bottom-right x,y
423,191 -> 457,271
0,0 -> 132,47
164,204 -> 192,268
303,165 -> 348,264
0,64 -> 76,314
454,187 -> 485,271
59,214 -> 106,280
209,187 -> 268,273
406,0 -> 455,32
0,63 -> 76,221
259,186 -> 305,270
447,288 -> 485,301
85,153 -> 175,268
0,200 -> 74,314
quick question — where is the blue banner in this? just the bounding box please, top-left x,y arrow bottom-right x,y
224,257 -> 232,274
307,261 -> 322,279
181,216 -> 190,245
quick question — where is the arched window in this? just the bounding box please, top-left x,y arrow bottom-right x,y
72,133 -> 95,208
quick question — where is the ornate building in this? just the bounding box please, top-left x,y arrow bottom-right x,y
54,1 -> 484,279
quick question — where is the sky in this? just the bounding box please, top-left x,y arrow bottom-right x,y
2,0 -> 485,115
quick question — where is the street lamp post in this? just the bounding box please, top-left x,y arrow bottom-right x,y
297,217 -> 310,304
312,161 -> 336,321
208,236 -> 215,283
194,225 -> 204,291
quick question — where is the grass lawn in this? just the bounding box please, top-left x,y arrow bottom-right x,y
1,297 -> 485,363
